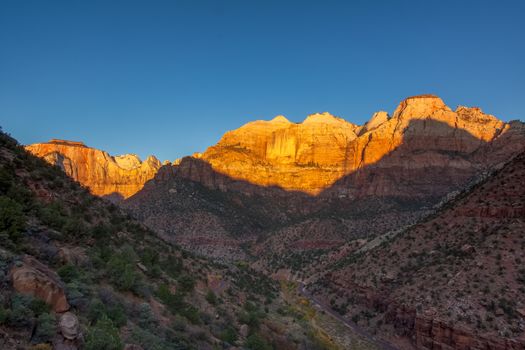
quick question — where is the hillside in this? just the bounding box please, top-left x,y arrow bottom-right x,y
308,150 -> 525,349
0,129 -> 378,350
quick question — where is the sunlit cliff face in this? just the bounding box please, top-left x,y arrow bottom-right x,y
198,95 -> 508,194
25,140 -> 161,199
25,95 -> 518,199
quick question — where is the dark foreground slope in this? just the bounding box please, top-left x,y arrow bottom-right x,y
310,151 -> 525,349
0,129 -> 368,350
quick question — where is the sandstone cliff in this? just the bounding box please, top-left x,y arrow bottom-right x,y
187,95 -> 524,200
25,140 -> 161,199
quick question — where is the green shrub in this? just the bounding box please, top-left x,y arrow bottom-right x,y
177,274 -> 195,294
58,264 -> 79,283
245,333 -> 272,350
9,294 -> 34,327
205,290 -> 217,305
85,315 -> 123,350
0,195 -> 25,242
219,326 -> 238,344
138,303 -> 156,330
34,312 -> 56,343
106,250 -> 140,292
0,305 -> 9,324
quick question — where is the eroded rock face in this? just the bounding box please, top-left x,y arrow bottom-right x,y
25,140 -> 161,199
183,95 -> 524,199
9,255 -> 69,312
27,96 -> 524,202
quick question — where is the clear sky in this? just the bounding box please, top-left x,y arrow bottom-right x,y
1,0 -> 524,161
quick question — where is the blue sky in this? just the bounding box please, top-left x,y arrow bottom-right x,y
1,0 -> 524,161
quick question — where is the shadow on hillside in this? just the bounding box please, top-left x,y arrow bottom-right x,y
127,119 -> 524,206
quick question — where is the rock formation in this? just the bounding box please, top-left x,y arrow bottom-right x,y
25,140 -> 162,199
9,255 -> 69,312
181,95 -> 524,200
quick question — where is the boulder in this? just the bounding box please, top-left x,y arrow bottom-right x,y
239,324 -> 249,338
9,255 -> 69,312
59,312 -> 80,340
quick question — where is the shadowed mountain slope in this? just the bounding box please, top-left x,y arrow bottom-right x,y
309,150 -> 525,349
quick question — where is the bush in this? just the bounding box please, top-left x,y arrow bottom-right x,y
245,333 -> 272,350
219,326 -> 238,344
177,274 -> 195,294
106,250 -> 140,292
205,290 -> 217,305
85,315 -> 123,350
8,294 -> 34,328
34,312 -> 56,343
0,195 -> 25,242
138,303 -> 156,330
58,264 -> 80,283
0,305 -> 9,324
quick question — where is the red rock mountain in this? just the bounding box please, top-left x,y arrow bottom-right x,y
177,95 -> 525,201
25,139 -> 162,199
26,95 -> 525,203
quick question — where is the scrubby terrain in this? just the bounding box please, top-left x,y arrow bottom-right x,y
309,151 -> 525,349
0,129 -> 376,350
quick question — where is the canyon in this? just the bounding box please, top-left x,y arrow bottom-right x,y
22,94 -> 525,349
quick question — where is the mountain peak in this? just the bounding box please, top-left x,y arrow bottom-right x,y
392,94 -> 449,120
303,112 -> 345,125
270,115 -> 291,123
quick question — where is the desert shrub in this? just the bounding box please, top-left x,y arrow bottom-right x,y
205,290 -> 217,305
180,304 -> 201,324
130,326 -> 187,350
58,264 -> 79,283
245,333 -> 272,350
0,195 -> 25,242
219,326 -> 238,344
65,282 -> 87,308
88,298 -> 127,327
85,315 -> 123,350
0,305 -> 9,324
161,255 -> 183,278
34,312 -> 56,343
8,294 -> 34,328
36,201 -> 67,231
177,274 -> 195,294
138,303 -> 156,329
106,249 -> 140,292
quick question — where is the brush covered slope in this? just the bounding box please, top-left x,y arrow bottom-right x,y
0,129 -> 355,350
123,96 -> 525,264
308,151 -> 525,349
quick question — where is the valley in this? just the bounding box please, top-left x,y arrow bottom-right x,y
5,94 -> 525,349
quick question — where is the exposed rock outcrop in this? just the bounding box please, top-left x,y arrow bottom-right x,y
180,95 -> 524,200
25,140 -> 161,199
9,255 -> 69,312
